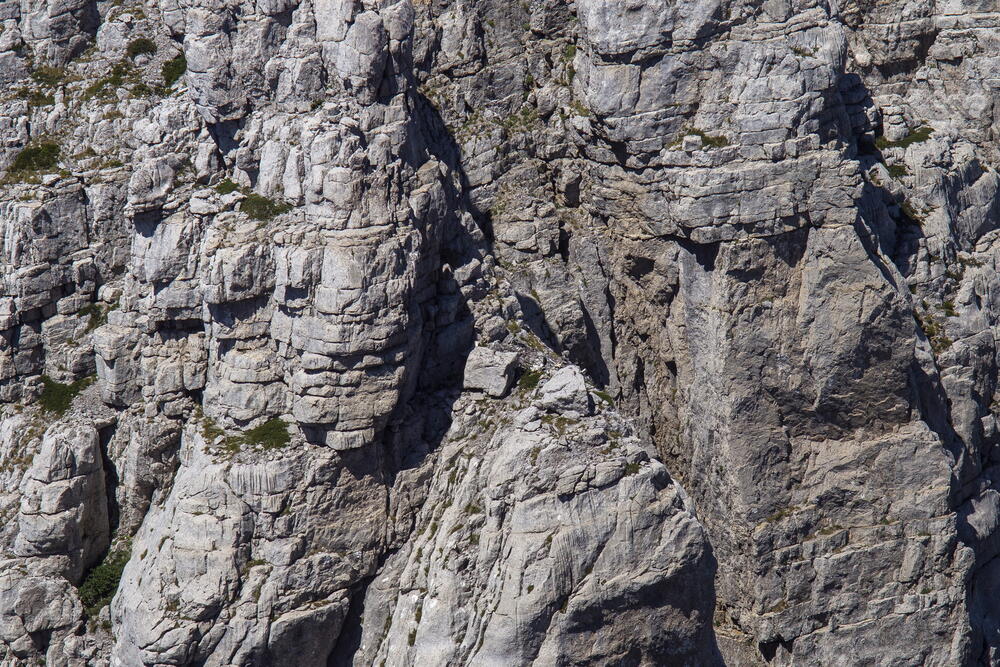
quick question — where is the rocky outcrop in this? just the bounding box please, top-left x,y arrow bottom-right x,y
14,423 -> 109,584
3,0 -> 1000,664
356,377 -> 718,666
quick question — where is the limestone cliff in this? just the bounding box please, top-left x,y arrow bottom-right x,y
1,0 -> 999,665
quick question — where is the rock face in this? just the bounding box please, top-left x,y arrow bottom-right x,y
354,391 -> 719,666
2,0 -> 1000,665
14,423 -> 109,584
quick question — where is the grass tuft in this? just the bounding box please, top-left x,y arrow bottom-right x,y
689,127 -> 730,148
126,38 -> 157,59
78,548 -> 130,619
242,419 -> 291,450
78,303 -> 107,332
215,178 -> 239,195
240,193 -> 292,221
9,142 -> 60,176
162,54 -> 187,88
518,369 -> 543,392
38,375 -> 95,415
876,126 -> 934,150
30,66 -> 64,86
83,61 -> 131,100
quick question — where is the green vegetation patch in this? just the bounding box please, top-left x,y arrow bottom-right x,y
83,61 -> 131,100
9,141 -> 60,176
915,311 -> 952,354
38,375 -> 95,415
127,38 -> 157,59
593,390 -> 614,405
689,128 -> 730,148
197,411 -> 290,454
30,66 -> 64,87
78,303 -> 108,332
241,193 -> 292,221
518,368 -> 543,391
501,104 -> 540,132
201,413 -> 225,441
876,126 -> 934,150
886,163 -> 909,179
162,54 -> 187,88
130,82 -> 154,98
16,87 -> 55,106
242,419 -> 291,449
215,178 -> 239,194
78,548 -> 130,619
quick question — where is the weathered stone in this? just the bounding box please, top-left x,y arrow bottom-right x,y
462,346 -> 518,397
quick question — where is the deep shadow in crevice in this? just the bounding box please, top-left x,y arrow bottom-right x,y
326,82 -> 486,663
97,423 -> 120,538
206,119 -> 245,168
674,236 -> 720,272
514,289 -> 559,351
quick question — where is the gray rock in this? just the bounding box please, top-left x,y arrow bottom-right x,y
462,346 -> 518,397
4,0 -> 1000,663
538,366 -> 592,418
14,423 -> 109,584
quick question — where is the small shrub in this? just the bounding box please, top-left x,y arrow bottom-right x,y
518,368 -> 543,391
876,126 -> 934,150
38,375 -> 95,414
242,418 -> 290,450
130,83 -> 153,97
126,38 -> 157,59
78,303 -> 107,332
83,62 -> 131,100
215,178 -> 239,195
78,548 -> 130,618
9,142 -> 60,175
886,163 -> 909,179
30,66 -> 64,86
915,311 -> 952,354
240,193 -> 292,221
162,54 -> 187,88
